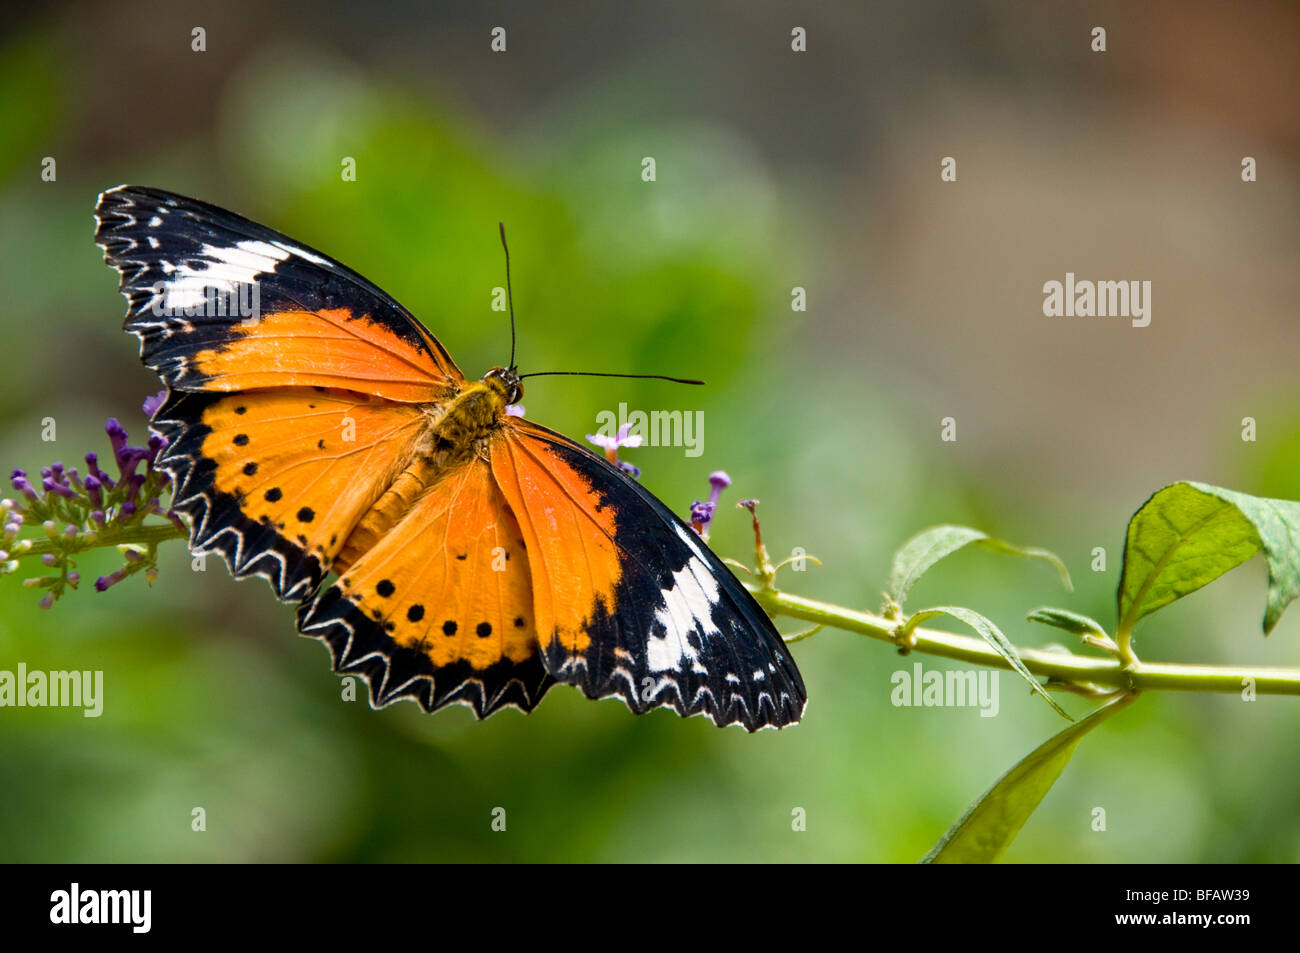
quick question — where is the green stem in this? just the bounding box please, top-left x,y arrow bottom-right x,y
747,584 -> 1300,697
19,521 -> 186,559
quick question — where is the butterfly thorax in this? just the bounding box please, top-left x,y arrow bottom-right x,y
425,367 -> 518,456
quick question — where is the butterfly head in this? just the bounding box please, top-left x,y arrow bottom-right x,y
482,365 -> 524,408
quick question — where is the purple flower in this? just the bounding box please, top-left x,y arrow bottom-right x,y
586,423 -> 643,453
142,389 -> 167,417
95,571 -> 126,592
106,418 -> 129,464
9,406 -> 185,607
146,434 -> 168,468
10,470 -> 38,503
586,424 -> 644,478
84,475 -> 103,509
505,403 -> 525,418
85,452 -> 114,489
690,471 -> 732,540
690,500 -> 715,526
124,473 -> 146,505
41,476 -> 76,499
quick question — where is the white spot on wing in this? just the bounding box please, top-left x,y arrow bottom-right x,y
160,239 -> 288,313
673,522 -> 709,562
647,555 -> 721,675
271,239 -> 330,266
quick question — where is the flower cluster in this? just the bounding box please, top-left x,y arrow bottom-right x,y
3,392 -> 185,607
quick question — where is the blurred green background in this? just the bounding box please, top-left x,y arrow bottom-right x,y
1,1 -> 1298,862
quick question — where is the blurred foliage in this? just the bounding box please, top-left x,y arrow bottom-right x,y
0,14 -> 1297,864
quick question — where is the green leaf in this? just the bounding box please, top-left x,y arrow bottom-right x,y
907,606 -> 1072,721
1117,482 -> 1300,637
887,525 -> 1071,607
1026,607 -> 1109,640
921,694 -> 1135,864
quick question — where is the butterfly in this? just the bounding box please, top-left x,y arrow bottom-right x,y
93,185 -> 806,731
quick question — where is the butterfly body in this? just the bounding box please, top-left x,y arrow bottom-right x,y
427,366 -> 519,455
95,185 -> 806,731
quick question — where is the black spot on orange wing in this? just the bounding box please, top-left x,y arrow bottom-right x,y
298,457 -> 552,717
151,388 -> 425,601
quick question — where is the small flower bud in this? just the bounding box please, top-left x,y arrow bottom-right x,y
143,389 -> 167,417
84,475 -> 103,509
42,477 -> 76,499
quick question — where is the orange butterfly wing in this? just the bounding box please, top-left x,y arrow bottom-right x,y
159,388 -> 426,599
96,185 -> 464,400
492,421 -> 806,731
298,456 -> 552,715
95,185 -> 456,599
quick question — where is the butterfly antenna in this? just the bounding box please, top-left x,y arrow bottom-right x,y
499,225 -> 701,387
499,222 -> 517,371
519,371 -> 705,385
